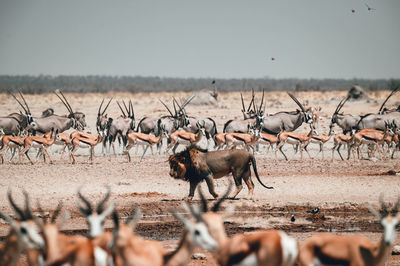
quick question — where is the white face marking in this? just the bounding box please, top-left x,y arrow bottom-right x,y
87,214 -> 105,238
381,215 -> 400,246
19,221 -> 45,249
278,231 -> 298,266
190,223 -> 217,251
94,247 -> 108,266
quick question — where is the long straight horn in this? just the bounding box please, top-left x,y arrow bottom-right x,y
337,95 -> 350,114
212,183 -> 232,212
8,190 -> 25,220
287,92 -> 306,113
159,99 -> 174,117
240,93 -> 246,112
59,91 -> 74,114
174,97 -> 183,114
182,95 -> 195,109
10,93 -> 28,114
116,101 -> 127,117
54,91 -> 72,114
122,100 -> 130,117
101,98 -> 113,116
18,91 -> 31,114
97,187 -> 111,214
78,188 -> 93,215
259,89 -> 265,113
172,98 -> 178,116
129,100 -> 134,119
98,99 -> 105,115
247,89 -> 255,112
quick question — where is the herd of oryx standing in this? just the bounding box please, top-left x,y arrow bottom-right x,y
1,87 -> 400,164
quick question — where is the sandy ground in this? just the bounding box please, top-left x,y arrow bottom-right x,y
1,91 -> 400,265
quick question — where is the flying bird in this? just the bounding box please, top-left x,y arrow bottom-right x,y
212,80 -> 216,84
351,9 -> 356,13
365,4 -> 375,11
271,57 -> 275,61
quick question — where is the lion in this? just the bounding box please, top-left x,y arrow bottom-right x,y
168,145 -> 273,200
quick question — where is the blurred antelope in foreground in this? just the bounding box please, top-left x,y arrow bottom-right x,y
298,195 -> 400,266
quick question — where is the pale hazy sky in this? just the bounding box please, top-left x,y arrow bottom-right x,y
0,1 -> 399,79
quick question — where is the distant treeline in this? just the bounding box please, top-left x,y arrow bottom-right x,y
0,75 -> 398,94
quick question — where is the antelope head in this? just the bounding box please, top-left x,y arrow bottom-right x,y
329,96 -> 350,134
196,120 -> 206,136
171,202 -> 217,251
2,190 -> 45,250
54,90 -> 87,130
77,187 -> 114,238
368,194 -> 400,246
97,98 -> 113,134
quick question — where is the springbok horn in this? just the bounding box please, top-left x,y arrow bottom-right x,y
18,91 -> 31,114
0,211 -> 17,231
185,202 -> 205,223
124,207 -> 142,225
212,183 -> 233,212
116,101 -> 127,117
23,190 -> 34,220
77,188 -> 93,215
392,195 -> 400,215
159,99 -> 174,117
10,93 -> 28,114
379,193 -> 388,216
54,91 -> 72,114
8,190 -> 25,220
97,186 -> 111,214
98,99 -> 105,115
240,93 -> 246,112
37,201 -> 48,224
59,91 -> 74,114
101,98 -> 113,116
198,187 -> 208,212
51,201 -> 63,223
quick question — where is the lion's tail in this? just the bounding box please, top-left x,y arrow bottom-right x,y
250,155 -> 274,190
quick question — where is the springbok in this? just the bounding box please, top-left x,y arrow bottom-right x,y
199,187 -> 298,266
305,129 -> 334,159
331,131 -> 353,161
351,123 -> 394,160
258,132 -> 278,152
69,131 -> 105,164
298,195 -> 400,266
0,190 -> 45,266
224,124 -> 261,154
19,128 -> 59,164
125,126 -> 166,162
0,130 -> 26,164
166,121 -> 206,154
275,125 -> 314,160
214,132 -> 228,150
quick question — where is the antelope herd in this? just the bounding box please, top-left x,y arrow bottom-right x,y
1,88 -> 400,164
0,187 -> 398,266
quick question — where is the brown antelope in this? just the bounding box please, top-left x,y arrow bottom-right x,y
258,132 -> 278,152
0,191 -> 45,266
19,128 -> 59,164
124,126 -> 167,161
351,123 -> 394,160
305,129 -> 334,159
214,132 -> 228,150
275,125 -> 314,160
298,195 -> 400,266
198,188 -> 298,266
0,131 -> 25,164
224,124 -> 261,154
109,203 -> 217,266
166,121 -> 206,154
69,131 -> 105,164
42,131 -> 71,158
331,132 -> 353,161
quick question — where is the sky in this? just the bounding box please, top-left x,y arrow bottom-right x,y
0,1 -> 399,79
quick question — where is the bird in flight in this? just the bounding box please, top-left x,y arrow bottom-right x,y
365,4 -> 376,11
351,9 -> 355,13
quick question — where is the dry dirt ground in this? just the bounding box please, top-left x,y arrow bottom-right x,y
1,91 -> 400,265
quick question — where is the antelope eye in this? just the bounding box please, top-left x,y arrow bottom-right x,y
20,227 -> 27,234
194,229 -> 200,236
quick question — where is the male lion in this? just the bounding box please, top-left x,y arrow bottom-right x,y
168,145 -> 273,200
